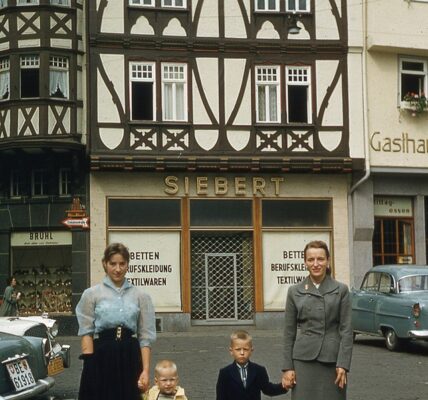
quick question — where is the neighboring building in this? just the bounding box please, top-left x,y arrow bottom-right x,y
0,0 -> 88,329
350,0 -> 428,288
88,1 -> 365,330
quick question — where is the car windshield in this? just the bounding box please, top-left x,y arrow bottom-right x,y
398,275 -> 428,292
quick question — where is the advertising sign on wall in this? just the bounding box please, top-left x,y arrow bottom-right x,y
109,231 -> 182,312
262,231 -> 330,310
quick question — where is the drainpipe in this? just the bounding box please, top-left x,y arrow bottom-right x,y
350,0 -> 370,194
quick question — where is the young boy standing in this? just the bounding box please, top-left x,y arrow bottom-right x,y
145,360 -> 188,400
216,330 -> 287,400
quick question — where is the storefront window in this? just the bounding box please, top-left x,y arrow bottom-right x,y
373,196 -> 414,265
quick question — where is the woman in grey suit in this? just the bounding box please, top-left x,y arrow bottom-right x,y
281,240 -> 353,399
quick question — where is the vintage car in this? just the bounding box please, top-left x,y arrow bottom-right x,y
351,265 -> 428,351
0,315 -> 70,399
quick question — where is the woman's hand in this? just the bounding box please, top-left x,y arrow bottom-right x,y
335,367 -> 347,389
138,369 -> 150,392
281,369 -> 296,389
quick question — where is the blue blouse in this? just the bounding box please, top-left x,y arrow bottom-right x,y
76,276 -> 156,348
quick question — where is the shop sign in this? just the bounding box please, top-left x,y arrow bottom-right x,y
374,197 -> 413,217
262,231 -> 330,311
109,231 -> 181,312
11,231 -> 72,247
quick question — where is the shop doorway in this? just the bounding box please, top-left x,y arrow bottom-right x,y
191,233 -> 254,324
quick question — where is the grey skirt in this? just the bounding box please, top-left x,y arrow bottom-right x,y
291,360 -> 347,400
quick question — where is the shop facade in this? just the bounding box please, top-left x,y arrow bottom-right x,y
91,172 -> 351,331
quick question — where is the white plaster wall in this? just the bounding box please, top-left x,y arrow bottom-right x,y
98,0 -> 123,34
18,39 -> 40,48
347,51 -> 365,159
194,58 -> 219,122
347,0 -> 363,48
195,0 -> 219,37
367,0 -> 428,53
315,0 -> 340,40
367,52 -> 428,168
97,54 -> 125,123
90,173 -> 351,286
225,0 -> 247,39
224,59 -> 251,126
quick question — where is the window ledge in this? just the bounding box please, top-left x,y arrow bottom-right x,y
400,101 -> 428,114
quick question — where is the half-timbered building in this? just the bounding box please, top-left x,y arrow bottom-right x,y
89,0 -> 365,330
0,0 -> 87,326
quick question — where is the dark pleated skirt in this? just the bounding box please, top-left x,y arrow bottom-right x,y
291,360 -> 347,400
78,335 -> 142,400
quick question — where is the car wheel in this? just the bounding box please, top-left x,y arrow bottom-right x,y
384,329 -> 401,351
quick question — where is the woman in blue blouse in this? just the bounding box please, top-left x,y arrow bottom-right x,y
76,243 -> 156,400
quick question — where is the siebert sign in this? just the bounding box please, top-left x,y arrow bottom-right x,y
164,176 -> 285,196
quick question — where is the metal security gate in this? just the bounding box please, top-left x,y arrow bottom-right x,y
191,233 -> 254,324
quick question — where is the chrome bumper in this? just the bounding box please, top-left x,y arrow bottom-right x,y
408,330 -> 428,338
0,376 -> 55,400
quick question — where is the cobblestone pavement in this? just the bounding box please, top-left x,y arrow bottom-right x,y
49,329 -> 428,400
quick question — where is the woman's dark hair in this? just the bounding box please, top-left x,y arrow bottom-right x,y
102,243 -> 130,264
6,276 -> 15,286
304,240 -> 332,275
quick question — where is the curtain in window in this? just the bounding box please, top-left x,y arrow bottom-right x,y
50,70 -> 68,98
51,0 -> 69,4
176,83 -> 184,120
0,0 -> 7,8
269,85 -> 277,121
258,86 -> 266,121
164,83 -> 173,119
0,72 -> 9,99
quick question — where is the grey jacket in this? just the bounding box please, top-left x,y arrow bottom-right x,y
283,275 -> 353,371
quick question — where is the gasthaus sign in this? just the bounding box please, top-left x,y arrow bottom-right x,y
262,231 -> 330,310
109,231 -> 181,312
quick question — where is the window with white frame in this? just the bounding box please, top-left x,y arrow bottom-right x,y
32,169 -> 48,196
129,0 -> 154,6
59,168 -> 71,196
286,66 -> 312,123
256,66 -> 280,123
10,170 -> 24,198
255,0 -> 279,11
162,0 -> 186,7
50,56 -> 69,98
286,0 -> 310,12
162,63 -> 187,121
400,58 -> 427,101
51,0 -> 70,5
130,62 -> 156,121
20,55 -> 39,98
17,0 -> 39,4
0,0 -> 8,8
0,58 -> 9,100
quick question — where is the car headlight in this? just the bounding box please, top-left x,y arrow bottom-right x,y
49,322 -> 59,338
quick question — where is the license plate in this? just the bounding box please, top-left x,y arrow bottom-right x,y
48,356 -> 64,376
5,358 -> 36,392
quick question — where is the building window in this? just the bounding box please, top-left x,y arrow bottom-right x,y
10,170 -> 24,198
51,0 -> 70,5
286,66 -> 312,123
400,58 -> 427,101
0,0 -> 8,8
286,0 -> 310,12
0,57 -> 9,100
129,0 -> 154,6
59,168 -> 71,196
49,56 -> 69,98
17,0 -> 39,4
162,0 -> 186,7
256,66 -> 280,123
32,169 -> 48,196
21,55 -> 39,98
162,63 -> 187,121
130,62 -> 155,121
255,0 -> 279,11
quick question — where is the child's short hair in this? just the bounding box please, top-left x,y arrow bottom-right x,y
154,359 -> 178,378
230,329 -> 252,345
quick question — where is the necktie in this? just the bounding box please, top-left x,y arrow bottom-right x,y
238,364 -> 247,388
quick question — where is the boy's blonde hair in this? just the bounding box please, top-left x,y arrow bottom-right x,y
154,359 -> 178,378
230,329 -> 252,345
